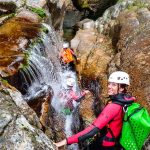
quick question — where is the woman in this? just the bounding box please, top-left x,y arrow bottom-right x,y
54,71 -> 135,150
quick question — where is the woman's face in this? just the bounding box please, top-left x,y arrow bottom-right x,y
107,82 -> 124,95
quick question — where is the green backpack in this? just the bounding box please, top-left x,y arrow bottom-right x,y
120,103 -> 150,150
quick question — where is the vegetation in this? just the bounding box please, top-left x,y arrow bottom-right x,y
127,0 -> 148,10
19,51 -> 30,70
41,27 -> 49,34
27,6 -> 46,18
0,78 -> 8,84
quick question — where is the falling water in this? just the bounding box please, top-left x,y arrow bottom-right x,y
64,114 -> 79,150
20,23 -> 62,100
19,22 -> 80,150
51,71 -> 78,111
51,70 -> 80,150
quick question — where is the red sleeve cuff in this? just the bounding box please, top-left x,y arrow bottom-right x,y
67,136 -> 78,145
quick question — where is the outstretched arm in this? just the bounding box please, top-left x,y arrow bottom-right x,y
74,90 -> 90,102
54,124 -> 99,149
54,139 -> 67,148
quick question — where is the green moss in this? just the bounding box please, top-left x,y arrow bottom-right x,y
42,27 -> 49,34
127,0 -> 148,10
30,37 -> 44,48
19,51 -> 30,69
19,36 -> 44,70
78,0 -> 90,9
118,0 -> 124,3
28,6 -> 46,18
134,1 -> 148,8
0,78 -> 8,84
8,13 -> 15,18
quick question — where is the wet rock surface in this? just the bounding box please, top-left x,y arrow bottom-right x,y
0,0 -> 150,149
0,82 -> 55,149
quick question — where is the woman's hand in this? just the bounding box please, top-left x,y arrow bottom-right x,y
84,90 -> 90,94
53,139 -> 67,149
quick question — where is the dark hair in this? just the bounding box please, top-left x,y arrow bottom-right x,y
120,84 -> 128,93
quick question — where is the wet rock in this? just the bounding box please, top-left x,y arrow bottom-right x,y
79,92 -> 96,125
115,9 -> 150,112
17,9 -> 41,23
76,18 -> 95,30
71,28 -> 113,97
0,17 -> 41,77
26,84 -> 54,137
0,85 -> 55,149
51,110 -> 66,142
26,0 -> 46,8
0,1 -> 17,15
72,0 -> 117,19
47,0 -> 67,30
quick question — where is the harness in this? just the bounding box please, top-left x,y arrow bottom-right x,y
103,126 -> 116,142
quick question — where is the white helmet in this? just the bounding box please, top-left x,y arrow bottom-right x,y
108,71 -> 130,85
63,42 -> 69,48
66,77 -> 75,87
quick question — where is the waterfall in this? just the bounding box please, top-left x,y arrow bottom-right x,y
20,23 -> 62,100
19,22 -> 80,150
51,70 -> 79,112
53,70 -> 80,150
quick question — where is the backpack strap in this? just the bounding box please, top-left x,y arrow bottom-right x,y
102,125 -> 116,142
102,106 -> 124,143
124,106 -> 143,122
103,127 -> 116,142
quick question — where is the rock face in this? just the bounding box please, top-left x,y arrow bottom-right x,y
72,0 -> 117,19
110,7 -> 150,112
0,0 -> 150,149
72,0 -> 150,113
0,82 -> 55,150
70,1 -> 150,148
0,0 -> 66,149
71,27 -> 113,96
0,17 -> 41,77
47,0 -> 71,30
79,92 -> 100,126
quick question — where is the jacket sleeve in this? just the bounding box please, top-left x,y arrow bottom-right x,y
75,91 -> 86,102
67,103 -> 121,144
93,103 -> 122,129
67,124 -> 99,144
72,91 -> 86,102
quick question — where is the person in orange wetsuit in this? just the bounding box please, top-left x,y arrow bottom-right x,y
54,71 -> 135,150
59,42 -> 78,71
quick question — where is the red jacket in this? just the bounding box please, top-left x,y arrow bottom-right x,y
59,89 -> 86,110
67,93 -> 135,146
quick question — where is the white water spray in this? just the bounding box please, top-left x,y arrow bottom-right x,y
21,23 -> 80,150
